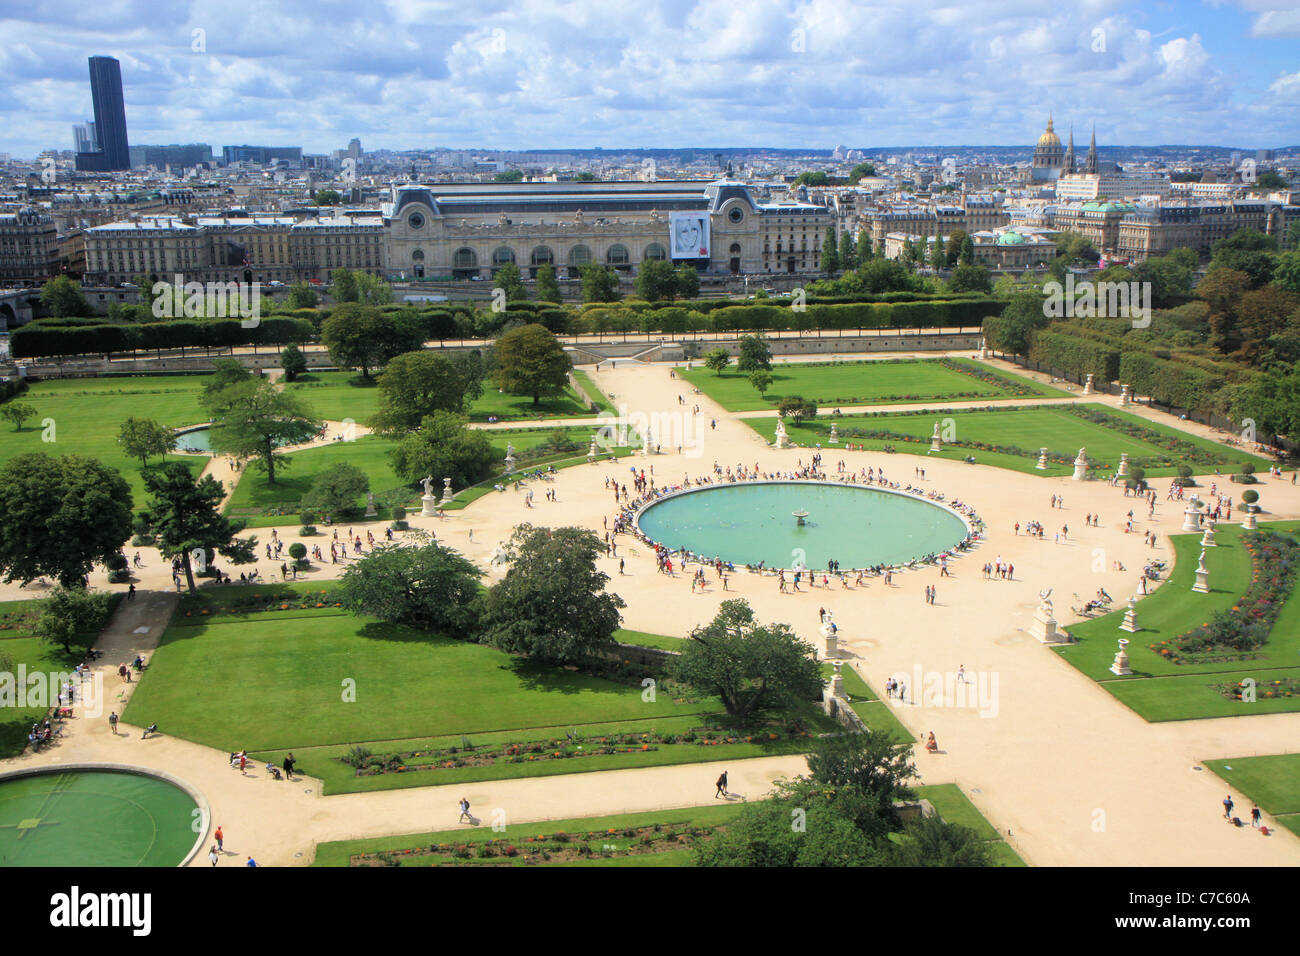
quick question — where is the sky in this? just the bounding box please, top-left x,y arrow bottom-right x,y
0,0 -> 1297,158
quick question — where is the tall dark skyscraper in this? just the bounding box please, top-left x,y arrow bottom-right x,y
75,55 -> 130,171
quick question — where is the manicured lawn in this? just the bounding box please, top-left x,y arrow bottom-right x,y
1204,754 -> 1300,835
683,358 -> 1068,412
467,383 -> 591,422
0,375 -> 207,501
122,600 -> 721,754
746,403 -> 1273,479
1056,522 -> 1300,721
223,425 -> 610,525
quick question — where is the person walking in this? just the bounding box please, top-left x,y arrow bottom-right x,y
1251,805 -> 1262,828
283,753 -> 296,780
208,845 -> 219,867
715,771 -> 728,798
1223,794 -> 1234,821
239,750 -> 247,774
215,826 -> 224,852
108,711 -> 119,734
458,797 -> 472,823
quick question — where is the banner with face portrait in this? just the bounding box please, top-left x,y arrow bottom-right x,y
669,212 -> 710,259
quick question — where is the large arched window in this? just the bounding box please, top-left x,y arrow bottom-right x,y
567,245 -> 592,267
453,247 -> 478,269
729,243 -> 742,255
643,242 -> 667,261
606,244 -> 630,265
492,246 -> 516,267
530,246 -> 554,266
411,249 -> 425,261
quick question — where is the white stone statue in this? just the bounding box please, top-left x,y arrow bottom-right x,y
932,422 -> 941,440
1038,587 -> 1054,616
1075,448 -> 1086,464
421,475 -> 435,497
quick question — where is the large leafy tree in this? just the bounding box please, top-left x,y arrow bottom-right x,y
695,779 -> 889,868
634,259 -> 678,302
39,275 -> 93,317
0,453 -> 133,588
805,728 -> 918,828
371,351 -> 480,434
674,264 -> 700,299
142,462 -> 256,592
285,281 -> 319,310
840,231 -> 857,271
892,815 -> 994,867
336,539 -> 483,635
116,416 -> 178,467
493,262 -> 528,303
321,303 -> 423,379
947,263 -> 992,294
482,524 -> 624,664
387,410 -> 498,489
494,323 -> 572,406
983,291 -> 1046,359
535,263 -> 562,304
580,263 -> 622,303
703,347 -> 731,374
280,343 -> 308,381
205,379 -> 321,484
301,461 -> 369,520
736,332 -> 772,373
669,599 -> 823,720
36,587 -> 117,655
202,358 -> 252,402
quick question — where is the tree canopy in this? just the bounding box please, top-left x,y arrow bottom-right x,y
337,539 -> 483,635
371,350 -> 484,434
482,524 -> 624,664
204,379 -> 321,484
494,323 -> 572,406
142,462 -> 256,591
0,453 -> 133,588
387,410 -> 498,489
321,303 -> 423,379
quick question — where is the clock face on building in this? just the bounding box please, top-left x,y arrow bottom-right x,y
728,206 -> 744,224
408,212 -> 425,229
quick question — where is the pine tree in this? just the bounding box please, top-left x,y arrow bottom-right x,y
820,228 -> 840,274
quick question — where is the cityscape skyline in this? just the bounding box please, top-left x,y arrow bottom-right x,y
1,0 -> 1298,158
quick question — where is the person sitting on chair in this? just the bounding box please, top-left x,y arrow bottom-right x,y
925,731 -> 938,753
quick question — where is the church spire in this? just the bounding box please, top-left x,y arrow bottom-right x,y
1064,125 -> 1076,173
1085,124 -> 1098,174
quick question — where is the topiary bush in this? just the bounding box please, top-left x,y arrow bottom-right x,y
1241,489 -> 1259,512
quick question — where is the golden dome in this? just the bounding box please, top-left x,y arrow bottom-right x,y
1037,116 -> 1061,149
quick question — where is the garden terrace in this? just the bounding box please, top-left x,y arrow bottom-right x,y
1204,754 -> 1300,839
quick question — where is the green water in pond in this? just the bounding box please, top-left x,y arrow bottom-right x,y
637,481 -> 969,570
0,770 -> 199,867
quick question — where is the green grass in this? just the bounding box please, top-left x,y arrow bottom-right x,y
614,628 -> 684,651
746,403 -> 1273,479
1204,754 -> 1300,835
1055,522 -> 1300,721
572,370 -> 616,415
683,358 -> 1068,412
122,601 -> 723,754
914,783 -> 1025,865
0,376 -> 207,502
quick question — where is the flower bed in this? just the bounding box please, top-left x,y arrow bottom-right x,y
1061,406 -> 1237,469
343,721 -> 812,778
1150,531 -> 1300,665
353,822 -> 722,866
1214,677 -> 1300,702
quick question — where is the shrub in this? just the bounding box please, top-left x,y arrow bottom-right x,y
392,505 -> 406,520
342,744 -> 372,768
288,543 -> 307,560
300,525 -> 317,536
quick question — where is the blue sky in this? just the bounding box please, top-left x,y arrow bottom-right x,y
0,0 -> 1297,157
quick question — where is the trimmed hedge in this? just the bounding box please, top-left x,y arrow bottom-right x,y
11,317 -> 315,359
1030,330 -> 1121,383
1118,351 -> 1224,413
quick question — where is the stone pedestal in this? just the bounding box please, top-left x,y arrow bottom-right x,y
587,440 -> 597,463
1117,453 -> 1129,478
421,495 -> 439,517
1242,510 -> 1257,530
1036,448 -> 1048,470
503,454 -> 516,475
827,661 -> 844,697
1072,450 -> 1088,481
1119,598 -> 1140,633
1182,501 -> 1203,532
1120,384 -> 1133,406
1109,638 -> 1132,675
829,423 -> 838,444
364,492 -> 377,518
439,477 -> 454,507
1192,552 -> 1210,593
1083,373 -> 1094,395
774,422 -> 791,449
978,338 -> 989,360
1201,523 -> 1216,548
819,615 -> 839,660
1030,604 -> 1068,644
930,423 -> 942,453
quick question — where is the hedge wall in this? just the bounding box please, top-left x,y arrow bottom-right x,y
1029,330 -> 1121,383
1118,351 -> 1224,412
